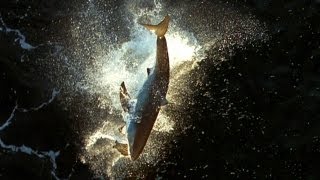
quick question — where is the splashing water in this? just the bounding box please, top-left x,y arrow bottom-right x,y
92,28 -> 202,109
52,0 -> 267,178
70,1 -> 205,178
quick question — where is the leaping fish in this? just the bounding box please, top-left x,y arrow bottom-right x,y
118,15 -> 170,160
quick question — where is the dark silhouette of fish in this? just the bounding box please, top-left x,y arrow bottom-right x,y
118,15 -> 170,160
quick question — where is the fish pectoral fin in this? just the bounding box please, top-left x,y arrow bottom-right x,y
161,98 -> 169,106
120,82 -> 131,112
113,141 -> 128,156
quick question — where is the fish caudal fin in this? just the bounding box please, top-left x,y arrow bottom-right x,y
140,15 -> 170,37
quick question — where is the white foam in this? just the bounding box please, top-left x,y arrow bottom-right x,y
0,104 -> 17,131
0,138 -> 60,179
0,16 -> 36,50
0,89 -> 61,180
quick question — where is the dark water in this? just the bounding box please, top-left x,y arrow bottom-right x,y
0,0 -> 320,179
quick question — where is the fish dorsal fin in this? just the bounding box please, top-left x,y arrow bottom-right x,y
161,98 -> 168,106
147,68 -> 151,75
120,82 -> 131,112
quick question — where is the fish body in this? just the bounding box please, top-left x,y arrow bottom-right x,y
119,15 -> 170,160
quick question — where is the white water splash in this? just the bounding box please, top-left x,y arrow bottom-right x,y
67,5 -> 201,177
70,0 -> 267,178
82,5 -> 202,161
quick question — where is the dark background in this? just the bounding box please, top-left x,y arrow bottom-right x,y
1,0 -> 320,179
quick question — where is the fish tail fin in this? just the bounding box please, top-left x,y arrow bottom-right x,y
140,15 -> 170,37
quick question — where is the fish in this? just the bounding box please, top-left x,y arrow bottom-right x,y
118,15 -> 170,160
